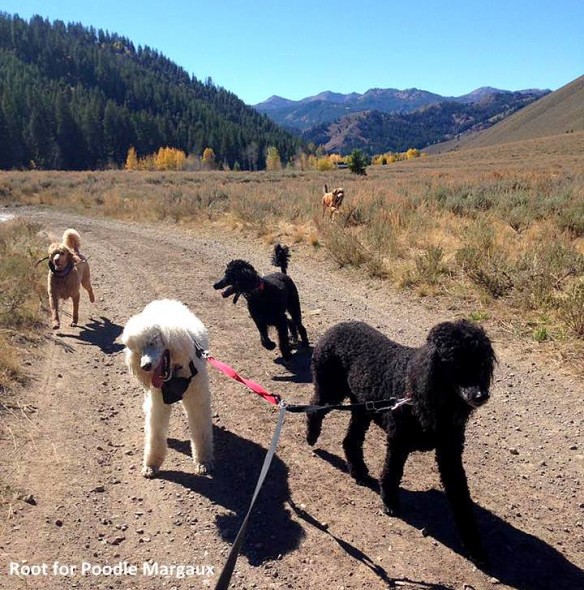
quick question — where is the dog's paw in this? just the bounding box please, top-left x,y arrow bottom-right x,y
70,321 -> 78,327
194,461 -> 213,476
306,431 -> 318,446
142,465 -> 159,478
262,339 -> 277,351
348,465 -> 373,486
306,419 -> 321,446
382,503 -> 399,517
354,474 -> 376,488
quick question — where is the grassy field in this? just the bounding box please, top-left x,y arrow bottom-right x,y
1,131 -> 583,365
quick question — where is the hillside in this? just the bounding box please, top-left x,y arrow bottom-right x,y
426,75 -> 584,153
301,91 -> 545,155
0,13 -> 300,170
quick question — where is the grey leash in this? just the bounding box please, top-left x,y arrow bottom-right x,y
214,403 -> 287,590
212,396 -> 410,588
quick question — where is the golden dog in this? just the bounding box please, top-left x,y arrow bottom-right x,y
322,184 -> 345,219
47,229 -> 95,329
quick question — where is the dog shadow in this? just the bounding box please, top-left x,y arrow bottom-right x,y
162,426 -> 304,565
288,498 -> 454,590
62,316 -> 124,354
272,346 -> 313,384
313,449 -> 584,590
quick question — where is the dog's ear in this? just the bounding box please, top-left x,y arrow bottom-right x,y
408,344 -> 440,430
323,184 -> 328,194
428,320 -> 496,386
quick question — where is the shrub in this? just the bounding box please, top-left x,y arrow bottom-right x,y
319,223 -> 371,268
558,281 -> 584,338
455,221 -> 513,298
414,246 -> 446,285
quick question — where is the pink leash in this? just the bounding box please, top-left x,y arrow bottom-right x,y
205,356 -> 281,406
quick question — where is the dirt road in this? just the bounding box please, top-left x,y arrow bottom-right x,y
1,209 -> 582,589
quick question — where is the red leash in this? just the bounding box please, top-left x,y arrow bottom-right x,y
205,356 -> 281,406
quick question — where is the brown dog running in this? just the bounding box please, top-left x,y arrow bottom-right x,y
322,184 -> 345,219
46,228 -> 95,329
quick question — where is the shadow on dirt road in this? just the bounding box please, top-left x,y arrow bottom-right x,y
314,448 -> 584,590
161,426 -> 305,565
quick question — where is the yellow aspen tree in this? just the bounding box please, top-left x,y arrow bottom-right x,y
202,147 -> 216,170
265,146 -> 282,171
125,146 -> 138,170
172,148 -> 187,170
316,156 -> 334,171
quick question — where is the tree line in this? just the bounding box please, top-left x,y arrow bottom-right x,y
0,13 -> 301,170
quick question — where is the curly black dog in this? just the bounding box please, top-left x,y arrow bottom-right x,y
213,244 -> 309,360
306,319 -> 496,563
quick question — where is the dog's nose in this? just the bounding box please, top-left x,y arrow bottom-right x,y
461,386 -> 490,407
473,389 -> 490,405
470,387 -> 489,406
141,360 -> 152,371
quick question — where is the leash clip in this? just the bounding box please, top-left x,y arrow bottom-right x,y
366,400 -> 395,413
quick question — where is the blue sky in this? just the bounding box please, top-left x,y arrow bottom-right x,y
2,1 -> 582,105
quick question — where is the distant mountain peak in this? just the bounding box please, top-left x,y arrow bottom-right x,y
255,95 -> 296,109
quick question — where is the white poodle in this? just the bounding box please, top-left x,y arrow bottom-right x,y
121,299 -> 214,478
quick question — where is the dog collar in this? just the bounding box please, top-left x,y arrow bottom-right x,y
241,280 -> 264,302
48,260 -> 74,278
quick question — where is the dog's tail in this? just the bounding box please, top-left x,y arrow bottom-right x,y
272,243 -> 290,274
63,228 -> 81,254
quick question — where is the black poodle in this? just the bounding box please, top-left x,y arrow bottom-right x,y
213,244 -> 309,360
306,319 -> 496,563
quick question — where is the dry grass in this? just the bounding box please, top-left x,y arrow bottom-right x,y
0,219 -> 46,509
1,131 -> 583,358
0,219 -> 46,391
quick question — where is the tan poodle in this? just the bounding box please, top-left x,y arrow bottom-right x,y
322,184 -> 345,219
46,228 -> 95,329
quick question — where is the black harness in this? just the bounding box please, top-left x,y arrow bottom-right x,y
161,359 -> 198,405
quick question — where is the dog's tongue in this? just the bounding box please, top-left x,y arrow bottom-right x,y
151,358 -> 165,389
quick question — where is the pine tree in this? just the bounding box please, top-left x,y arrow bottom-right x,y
348,149 -> 367,176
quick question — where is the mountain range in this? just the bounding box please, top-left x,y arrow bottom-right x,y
254,87 -> 547,130
254,87 -> 549,155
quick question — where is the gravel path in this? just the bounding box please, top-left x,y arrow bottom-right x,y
1,208 -> 582,590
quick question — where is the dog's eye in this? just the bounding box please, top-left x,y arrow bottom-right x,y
147,334 -> 161,347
